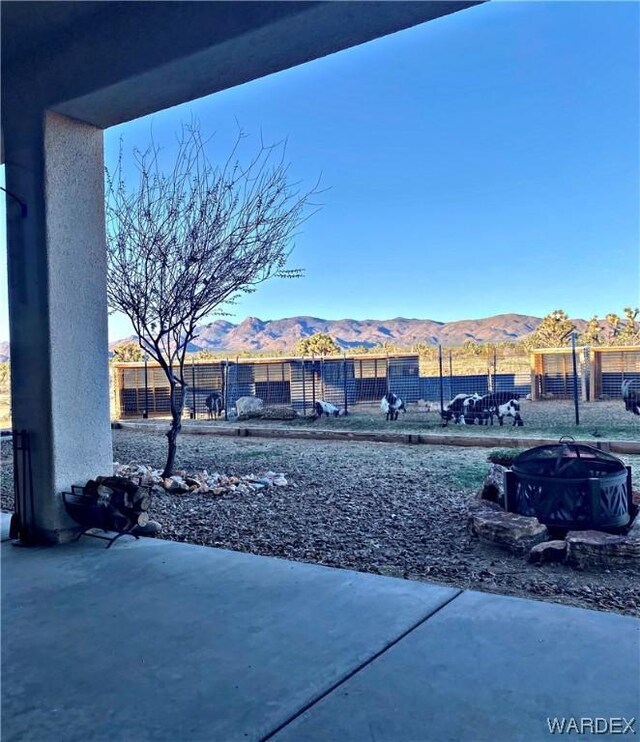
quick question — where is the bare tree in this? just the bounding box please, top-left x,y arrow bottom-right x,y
106,123 -> 319,476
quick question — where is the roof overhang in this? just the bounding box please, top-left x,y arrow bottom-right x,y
2,1 -> 484,131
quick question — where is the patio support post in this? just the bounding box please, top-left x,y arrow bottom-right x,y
5,109 -> 112,543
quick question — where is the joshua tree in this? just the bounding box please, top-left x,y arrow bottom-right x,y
526,309 -> 576,349
579,316 -> 603,346
106,123 -> 319,476
111,341 -> 144,362
294,333 -> 340,356
620,307 -> 640,344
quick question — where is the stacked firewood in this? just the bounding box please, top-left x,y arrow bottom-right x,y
82,476 -> 152,532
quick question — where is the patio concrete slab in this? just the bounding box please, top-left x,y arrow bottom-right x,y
274,589 -> 640,742
1,534 -> 458,742
1,511 -> 11,540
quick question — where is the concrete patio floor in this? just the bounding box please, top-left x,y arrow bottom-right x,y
1,513 -> 639,742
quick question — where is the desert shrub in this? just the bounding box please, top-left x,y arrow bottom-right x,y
487,448 -> 521,467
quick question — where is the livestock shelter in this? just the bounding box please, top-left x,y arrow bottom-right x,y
112,350 -> 540,420
530,345 -> 640,402
590,346 -> 640,399
530,347 -> 589,401
112,353 -> 423,419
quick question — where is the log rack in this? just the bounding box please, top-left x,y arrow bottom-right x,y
62,476 -> 153,549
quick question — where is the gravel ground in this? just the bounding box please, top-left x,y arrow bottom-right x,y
2,430 -> 639,617
173,398 -> 640,441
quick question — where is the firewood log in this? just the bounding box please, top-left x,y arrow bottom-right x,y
134,492 -> 151,511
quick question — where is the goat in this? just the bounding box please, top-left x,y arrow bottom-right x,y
441,393 -> 479,424
467,393 -> 523,426
205,392 -> 223,420
313,400 -> 341,418
381,392 -> 406,421
494,398 -> 523,426
622,379 -> 640,415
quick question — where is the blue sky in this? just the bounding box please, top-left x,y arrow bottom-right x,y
1,1 -> 639,342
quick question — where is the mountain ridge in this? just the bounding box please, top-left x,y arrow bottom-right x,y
0,313 -> 597,361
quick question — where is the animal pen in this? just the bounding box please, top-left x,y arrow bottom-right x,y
530,346 -> 640,402
590,346 -> 640,400
111,345 -> 640,421
112,350 -> 532,420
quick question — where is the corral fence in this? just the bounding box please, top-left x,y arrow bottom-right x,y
530,345 -> 640,401
590,347 -> 640,400
112,350 -> 531,420
112,345 -> 640,421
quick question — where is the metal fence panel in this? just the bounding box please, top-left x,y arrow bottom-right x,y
593,348 -> 640,399
113,350 -> 537,419
531,350 -> 582,400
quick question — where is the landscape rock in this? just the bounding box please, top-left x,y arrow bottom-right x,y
133,520 -> 162,536
478,464 -> 507,507
235,396 -> 264,420
112,461 -> 289,499
468,501 -> 549,555
566,525 -> 640,572
529,540 -> 567,564
168,475 -> 189,492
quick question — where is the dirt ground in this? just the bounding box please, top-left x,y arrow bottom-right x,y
3,429 -> 638,617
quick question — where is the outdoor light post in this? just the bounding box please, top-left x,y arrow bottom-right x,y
142,353 -> 149,419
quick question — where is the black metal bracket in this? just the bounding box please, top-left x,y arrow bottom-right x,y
10,430 -> 35,544
71,524 -> 140,550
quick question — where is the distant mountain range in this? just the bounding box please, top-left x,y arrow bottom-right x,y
0,313 -> 595,361
174,313 -> 546,352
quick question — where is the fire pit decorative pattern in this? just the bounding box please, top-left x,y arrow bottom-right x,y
505,440 -> 632,531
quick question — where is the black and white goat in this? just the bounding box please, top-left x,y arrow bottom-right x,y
381,392 -> 406,421
441,393 -> 481,424
205,392 -> 223,420
467,392 -> 523,426
313,400 -> 341,418
622,379 -> 640,415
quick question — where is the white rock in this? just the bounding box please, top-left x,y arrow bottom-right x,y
235,396 -> 264,419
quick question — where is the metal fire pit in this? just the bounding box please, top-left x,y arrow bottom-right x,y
505,438 -> 632,531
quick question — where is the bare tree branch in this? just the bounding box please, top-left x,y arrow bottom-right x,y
106,122 -> 322,476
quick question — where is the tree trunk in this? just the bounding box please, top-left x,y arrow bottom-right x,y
163,378 -> 184,477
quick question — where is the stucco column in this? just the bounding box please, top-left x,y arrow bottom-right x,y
5,110 -> 112,543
